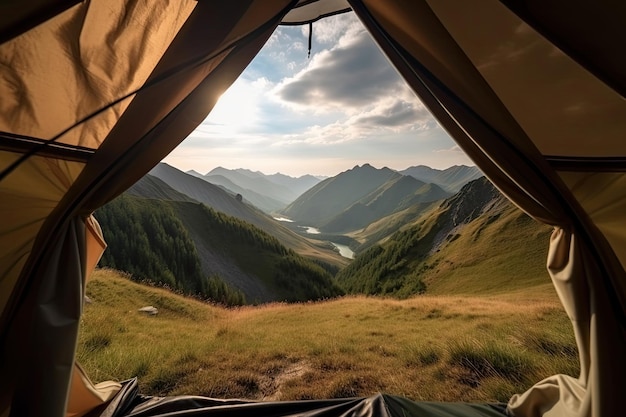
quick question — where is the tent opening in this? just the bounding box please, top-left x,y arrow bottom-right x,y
77,10 -> 577,412
2,1 -> 624,417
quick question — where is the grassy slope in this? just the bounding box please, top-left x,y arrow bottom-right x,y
350,201 -> 440,250
422,205 -> 553,296
337,178 -> 554,299
79,269 -> 577,404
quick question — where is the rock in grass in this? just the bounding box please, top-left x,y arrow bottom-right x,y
138,306 -> 158,315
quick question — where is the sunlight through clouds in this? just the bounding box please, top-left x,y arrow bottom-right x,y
164,13 -> 473,176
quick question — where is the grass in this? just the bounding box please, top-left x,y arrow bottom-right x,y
77,268 -> 579,403
422,206 -> 554,296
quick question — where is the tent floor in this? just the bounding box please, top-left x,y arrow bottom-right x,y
87,378 -> 508,417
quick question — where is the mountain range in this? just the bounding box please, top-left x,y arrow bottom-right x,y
186,167 -> 322,213
105,167 -> 349,303
280,164 -> 451,233
146,163 -> 346,267
182,165 -> 480,213
400,165 -> 483,193
97,161 -> 549,304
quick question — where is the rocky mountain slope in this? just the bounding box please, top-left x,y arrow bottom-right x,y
336,177 -> 551,297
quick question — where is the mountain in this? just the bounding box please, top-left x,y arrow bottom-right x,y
265,172 -> 322,197
186,169 -> 205,179
96,194 -> 343,304
400,165 -> 482,193
281,164 -> 400,226
322,176 -> 450,233
349,201 -> 442,253
336,177 -> 551,297
145,163 -> 348,268
202,173 -> 287,213
150,163 -> 255,219
205,167 -> 321,208
127,174 -> 196,202
96,194 -> 246,306
166,200 -> 344,303
281,164 -> 450,232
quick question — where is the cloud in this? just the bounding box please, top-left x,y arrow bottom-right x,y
354,100 -> 434,130
165,13 -> 469,177
303,13 -> 360,44
435,145 -> 464,154
274,25 -> 408,110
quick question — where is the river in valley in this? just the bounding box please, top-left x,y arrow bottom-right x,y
329,242 -> 354,259
273,217 -> 354,259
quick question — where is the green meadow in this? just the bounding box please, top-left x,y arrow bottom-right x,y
78,269 -> 578,404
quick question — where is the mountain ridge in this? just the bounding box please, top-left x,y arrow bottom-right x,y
97,192 -> 344,304
128,163 -> 549,302
202,167 -> 322,210
281,164 -> 450,233
146,163 -> 348,268
400,165 -> 482,193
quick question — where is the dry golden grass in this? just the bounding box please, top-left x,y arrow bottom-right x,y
78,269 -> 578,404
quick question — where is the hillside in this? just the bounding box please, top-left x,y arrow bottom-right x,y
281,164 -> 449,232
400,165 -> 483,193
336,178 -> 552,297
168,200 -> 344,303
322,176 -> 449,233
97,194 -> 344,303
128,174 -> 196,202
78,269 -> 577,403
349,201 -> 442,252
147,163 -> 348,268
96,195 -> 245,306
150,163 -> 268,221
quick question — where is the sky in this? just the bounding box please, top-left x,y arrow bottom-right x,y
163,13 -> 473,178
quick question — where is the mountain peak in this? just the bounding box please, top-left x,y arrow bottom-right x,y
186,169 -> 204,178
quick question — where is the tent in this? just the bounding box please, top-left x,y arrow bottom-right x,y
1,0 -> 624,416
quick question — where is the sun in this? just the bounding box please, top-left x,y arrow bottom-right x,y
204,78 -> 260,135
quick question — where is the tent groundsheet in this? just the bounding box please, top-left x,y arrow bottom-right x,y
88,378 -> 507,417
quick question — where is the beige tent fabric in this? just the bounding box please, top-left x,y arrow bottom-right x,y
350,1 -> 626,416
0,0 -> 196,148
66,363 -> 121,417
0,152 -> 85,319
1,1 -> 624,416
558,172 -> 626,274
0,0 -> 196,323
282,0 -> 350,24
6,217 -> 90,416
0,0 -> 81,43
509,229 -> 626,416
1,1 -> 295,416
499,0 -> 626,99
425,0 -> 626,158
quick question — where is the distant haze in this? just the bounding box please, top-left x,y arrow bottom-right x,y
163,13 -> 473,177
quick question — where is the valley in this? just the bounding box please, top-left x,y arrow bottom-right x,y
96,162 -> 550,304
84,162 -> 574,404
